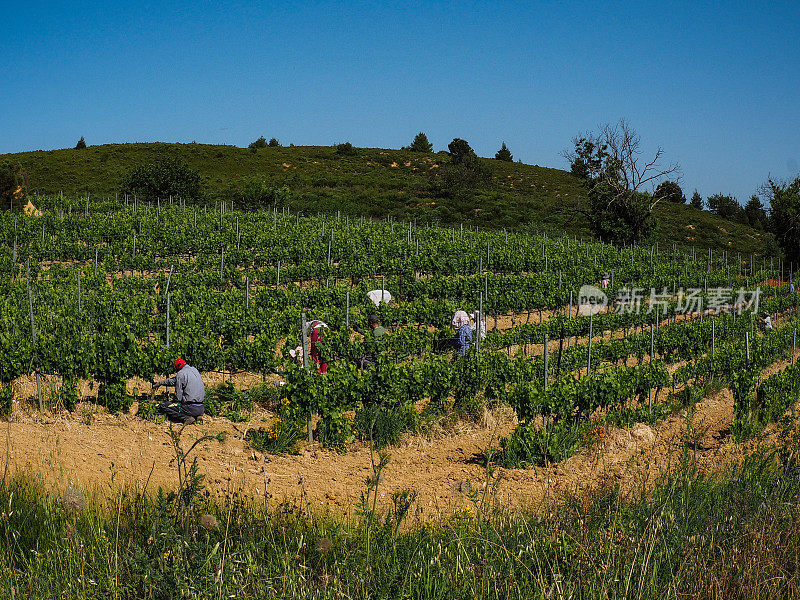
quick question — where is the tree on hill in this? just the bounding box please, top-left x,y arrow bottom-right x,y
563,120 -> 680,244
0,162 -> 27,210
121,158 -> 203,202
431,138 -> 488,198
566,137 -> 606,180
689,190 -> 703,209
248,136 -> 267,151
495,142 -> 513,162
743,195 -> 768,230
409,132 -> 433,153
75,136 -> 87,150
268,138 -> 280,147
654,180 -> 685,203
448,138 -> 478,165
335,142 -> 357,156
763,177 -> 800,263
707,193 -> 742,221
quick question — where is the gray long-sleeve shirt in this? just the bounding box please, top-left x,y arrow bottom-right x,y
159,365 -> 205,405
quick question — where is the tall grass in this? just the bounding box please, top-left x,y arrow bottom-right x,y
1,435 -> 798,599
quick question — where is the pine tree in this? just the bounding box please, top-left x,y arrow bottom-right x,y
494,142 -> 513,162
75,136 -> 87,150
689,190 -> 703,209
409,132 -> 433,153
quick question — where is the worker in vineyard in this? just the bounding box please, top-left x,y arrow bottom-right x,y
452,310 -> 473,356
762,313 -> 773,331
367,314 -> 386,338
471,310 -> 487,341
308,320 -> 328,373
357,314 -> 386,369
154,358 -> 206,424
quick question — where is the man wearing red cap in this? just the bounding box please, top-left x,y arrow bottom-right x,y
154,358 -> 206,424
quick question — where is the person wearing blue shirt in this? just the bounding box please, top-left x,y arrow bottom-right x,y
452,310 -> 473,356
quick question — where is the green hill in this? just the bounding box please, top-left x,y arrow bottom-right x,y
3,142 -> 771,255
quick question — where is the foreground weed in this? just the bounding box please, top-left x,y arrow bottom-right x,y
0,437 -> 799,598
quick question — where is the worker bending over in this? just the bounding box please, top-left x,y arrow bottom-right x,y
154,358 -> 206,424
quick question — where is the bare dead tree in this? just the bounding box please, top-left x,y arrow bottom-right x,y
595,120 -> 682,209
562,120 -> 682,242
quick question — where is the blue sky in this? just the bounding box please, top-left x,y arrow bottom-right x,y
3,1 -> 799,203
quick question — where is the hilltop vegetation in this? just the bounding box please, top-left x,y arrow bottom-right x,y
1,141 -> 773,255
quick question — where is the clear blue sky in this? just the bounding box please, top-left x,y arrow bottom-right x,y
3,1 -> 799,203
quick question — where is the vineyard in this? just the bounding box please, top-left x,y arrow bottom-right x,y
2,195 -> 800,468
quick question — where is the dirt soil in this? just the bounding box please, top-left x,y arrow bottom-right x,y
3,368 -> 796,525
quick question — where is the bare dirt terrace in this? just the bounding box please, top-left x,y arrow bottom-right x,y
4,365 -> 792,526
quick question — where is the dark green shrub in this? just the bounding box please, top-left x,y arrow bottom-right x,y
448,138 -> 476,164
499,421 -> 583,467
98,380 -> 132,414
354,402 -> 417,449
763,176 -> 800,263
224,409 -> 249,423
227,176 -> 290,207
430,158 -> 488,199
588,187 -> 655,244
243,382 -> 280,408
0,161 -> 26,210
707,193 -> 741,221
674,384 -> 703,407
248,136 -> 267,150
730,368 -> 759,441
60,377 -> 79,412
121,158 -> 203,202
316,410 -> 352,451
0,382 -> 12,418
653,180 -> 684,203
754,364 -> 800,428
205,381 -> 253,418
335,142 -> 357,156
75,136 -> 87,150
246,395 -> 304,454
452,355 -> 484,420
136,399 -> 165,423
268,137 -> 280,147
